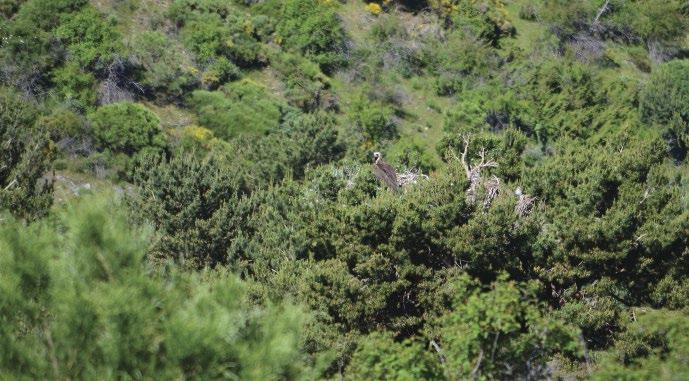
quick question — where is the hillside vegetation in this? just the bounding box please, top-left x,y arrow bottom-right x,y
2,0 -> 689,379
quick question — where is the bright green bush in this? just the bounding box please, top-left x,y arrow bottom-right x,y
0,195 -> 311,380
0,0 -> 89,93
178,8 -> 263,68
270,51 -> 330,111
277,0 -> 348,73
188,82 -> 284,139
351,93 -> 398,142
608,0 -> 689,45
592,309 -> 689,380
36,107 -> 85,141
88,102 -> 166,155
168,0 -> 234,24
54,6 -> 123,71
345,333 -> 445,381
50,61 -> 98,110
435,275 -> 580,380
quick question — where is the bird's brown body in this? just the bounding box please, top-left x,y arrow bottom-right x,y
372,152 -> 399,191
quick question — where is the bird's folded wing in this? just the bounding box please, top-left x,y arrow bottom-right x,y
373,163 -> 398,189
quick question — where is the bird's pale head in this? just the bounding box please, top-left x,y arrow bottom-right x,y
373,152 -> 381,162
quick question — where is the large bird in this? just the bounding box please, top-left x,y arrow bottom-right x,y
372,152 -> 399,191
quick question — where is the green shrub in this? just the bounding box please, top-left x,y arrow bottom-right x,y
188,80 -> 285,138
201,56 -> 241,89
351,94 -> 398,142
0,0 -> 89,93
608,0 -> 689,45
345,333 -> 445,381
593,309 -> 689,380
168,0 -> 234,24
277,0 -> 348,73
639,59 -> 689,158
0,87 -> 53,220
36,107 -> 85,141
0,195 -> 311,379
50,61 -> 98,110
129,154 -> 248,267
435,275 -> 580,380
54,6 -> 123,71
518,3 -> 538,21
0,0 -> 24,18
12,0 -> 87,30
429,31 -> 499,96
179,11 -> 263,68
88,102 -> 166,155
270,51 -> 330,111
128,31 -> 199,102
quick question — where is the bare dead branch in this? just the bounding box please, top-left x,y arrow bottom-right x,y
593,0 -> 610,24
471,349 -> 484,379
429,340 -> 447,365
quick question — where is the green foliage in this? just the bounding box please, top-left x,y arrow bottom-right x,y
542,0 -> 689,46
523,135 -> 689,345
88,102 -> 166,155
351,93 -> 398,142
129,154 -> 248,267
430,31 -> 500,95
181,13 -> 262,67
0,0 -> 24,18
438,128 -> 527,182
2,0 -> 689,378
593,309 -> 689,380
54,6 -> 123,71
0,195 -> 311,379
435,275 -> 580,380
0,0 -> 88,93
173,1 -> 264,70
128,31 -> 199,102
345,333 -> 445,381
205,110 -> 345,189
36,107 -> 85,141
50,61 -> 98,110
188,79 -> 285,138
446,0 -> 514,46
639,59 -> 689,159
277,0 -> 348,73
270,51 -> 330,111
0,87 -> 53,220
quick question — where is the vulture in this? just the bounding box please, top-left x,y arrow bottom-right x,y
372,152 -> 399,191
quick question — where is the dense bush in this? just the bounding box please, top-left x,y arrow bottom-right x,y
187,79 -> 286,138
277,0 -> 348,73
270,51 -> 331,111
88,102 -> 166,155
2,0 -> 689,379
351,93 -> 398,142
128,31 -> 199,102
0,87 -> 53,220
639,59 -> 689,158
434,275 -> 580,380
345,332 -> 444,380
54,6 -> 123,71
129,154 -> 248,267
0,195 -> 311,379
591,309 -> 689,380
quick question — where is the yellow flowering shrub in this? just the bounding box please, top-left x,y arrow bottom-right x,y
366,2 -> 382,15
183,125 -> 214,143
